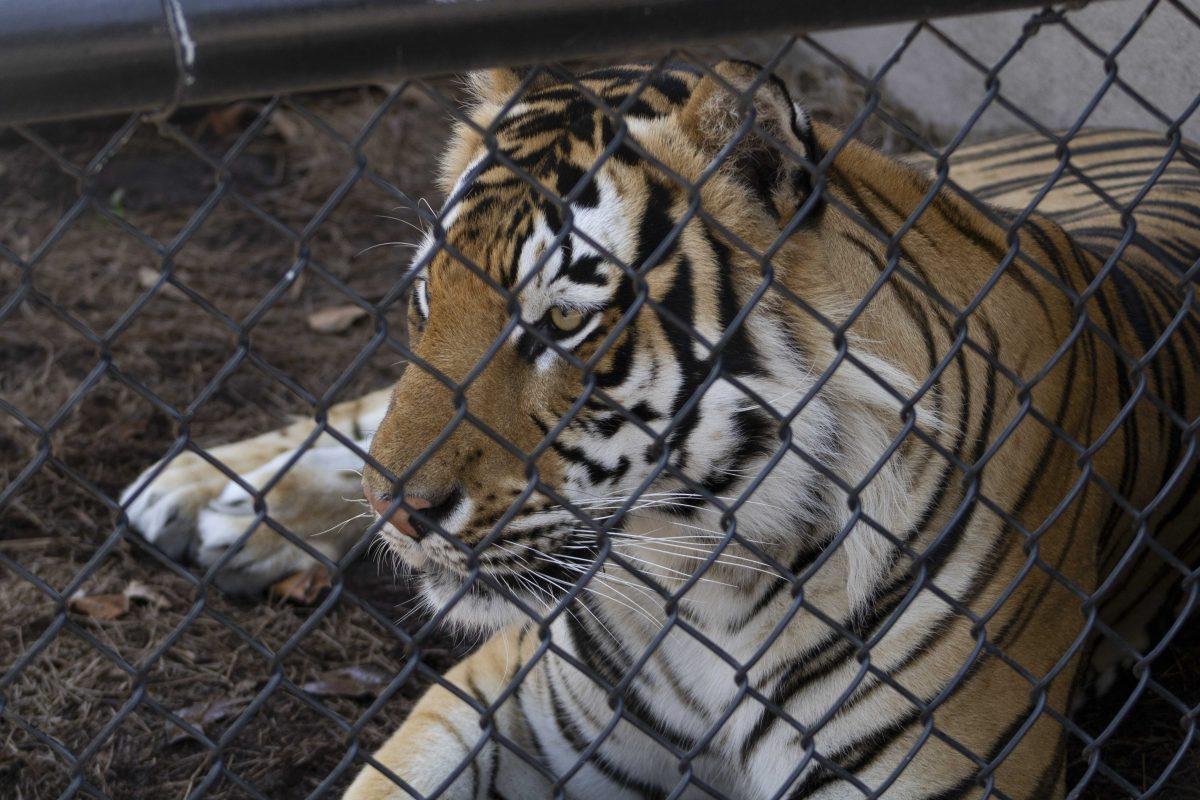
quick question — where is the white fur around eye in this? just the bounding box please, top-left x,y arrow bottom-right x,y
414,278 -> 430,319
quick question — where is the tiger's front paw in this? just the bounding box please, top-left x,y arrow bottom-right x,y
121,451 -> 234,563
121,444 -> 370,595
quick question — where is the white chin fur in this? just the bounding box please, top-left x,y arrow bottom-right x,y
417,571 -> 537,631
376,528 -> 536,630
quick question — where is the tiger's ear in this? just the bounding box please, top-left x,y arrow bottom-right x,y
682,61 -> 819,223
464,68 -> 526,107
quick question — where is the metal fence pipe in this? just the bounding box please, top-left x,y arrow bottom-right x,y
0,0 -> 1053,125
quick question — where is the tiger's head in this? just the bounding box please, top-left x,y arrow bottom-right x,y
361,62 -> 929,628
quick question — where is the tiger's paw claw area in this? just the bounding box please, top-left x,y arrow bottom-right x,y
120,444 -> 370,595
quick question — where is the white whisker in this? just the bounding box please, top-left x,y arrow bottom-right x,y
376,214 -> 427,236
311,510 -> 372,538
356,240 -> 420,257
599,538 -> 786,581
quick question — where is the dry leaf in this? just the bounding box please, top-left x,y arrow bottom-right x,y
124,580 -> 170,610
306,304 -> 367,334
301,665 -> 390,699
205,102 -> 253,138
136,267 -> 186,301
167,696 -> 248,745
269,564 -> 332,604
269,110 -> 305,144
69,592 -> 130,621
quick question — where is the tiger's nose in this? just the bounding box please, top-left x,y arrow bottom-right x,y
366,491 -> 431,540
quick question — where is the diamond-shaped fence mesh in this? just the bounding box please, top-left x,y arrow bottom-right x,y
2,1 -> 1199,798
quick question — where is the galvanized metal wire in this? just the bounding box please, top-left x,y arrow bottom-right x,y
1,1 -> 1198,798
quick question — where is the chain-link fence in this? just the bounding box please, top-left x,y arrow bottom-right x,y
2,0 -> 1199,798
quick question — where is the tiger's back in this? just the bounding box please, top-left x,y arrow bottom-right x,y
944,128 -> 1200,653
870,127 -> 1200,794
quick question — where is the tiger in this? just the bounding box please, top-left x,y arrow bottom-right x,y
120,61 -> 1200,798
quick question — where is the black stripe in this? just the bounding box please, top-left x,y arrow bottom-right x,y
543,667 -> 663,799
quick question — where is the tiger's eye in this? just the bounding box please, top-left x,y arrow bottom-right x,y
549,306 -> 587,334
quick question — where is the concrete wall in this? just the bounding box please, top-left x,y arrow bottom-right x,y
796,0 -> 1199,143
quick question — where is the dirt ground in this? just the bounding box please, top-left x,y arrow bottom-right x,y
0,82 -> 473,799
1,64 -> 1196,799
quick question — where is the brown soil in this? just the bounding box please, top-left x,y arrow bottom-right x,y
0,68 -> 1195,799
